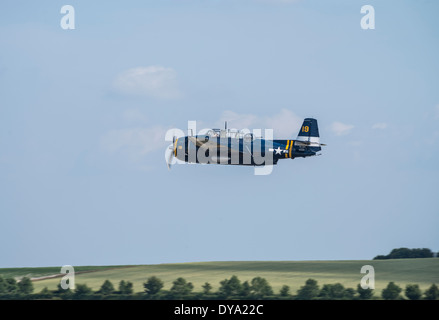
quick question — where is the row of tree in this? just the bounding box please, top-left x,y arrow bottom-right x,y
373,248 -> 437,260
295,279 -> 439,300
1,274 -> 438,300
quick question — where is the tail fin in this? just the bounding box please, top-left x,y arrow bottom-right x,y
296,118 -> 321,150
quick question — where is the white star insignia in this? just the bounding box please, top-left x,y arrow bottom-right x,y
274,147 -> 282,155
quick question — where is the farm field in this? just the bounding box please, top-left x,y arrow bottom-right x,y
1,258 -> 438,295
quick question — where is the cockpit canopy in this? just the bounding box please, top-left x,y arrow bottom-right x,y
207,129 -> 255,141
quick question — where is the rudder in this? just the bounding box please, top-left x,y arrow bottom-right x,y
296,118 -> 321,150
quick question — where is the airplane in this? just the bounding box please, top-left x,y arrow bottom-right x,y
165,118 -> 325,169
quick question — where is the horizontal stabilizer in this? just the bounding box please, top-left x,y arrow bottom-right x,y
295,140 -> 326,146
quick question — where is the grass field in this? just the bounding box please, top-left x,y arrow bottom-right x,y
1,259 -> 438,296
0,265 -> 129,280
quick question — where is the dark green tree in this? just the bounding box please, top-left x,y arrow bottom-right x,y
240,281 -> 251,297
357,284 -> 374,300
218,275 -> 242,298
424,284 -> 439,300
54,282 -> 73,299
170,277 -> 194,297
374,248 -> 434,260
39,287 -> 52,299
98,280 -> 115,295
382,282 -> 402,300
344,288 -> 355,299
405,284 -> 422,300
202,282 -> 212,295
5,278 -> 18,294
319,283 -> 348,300
56,282 -> 72,295
17,277 -> 34,295
250,277 -> 273,298
279,285 -> 290,297
389,248 -> 413,259
74,284 -> 93,299
0,276 -> 6,294
296,279 -> 320,300
119,280 -> 134,295
144,276 -> 164,296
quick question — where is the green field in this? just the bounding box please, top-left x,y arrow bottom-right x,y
1,259 -> 438,296
0,265 -> 129,280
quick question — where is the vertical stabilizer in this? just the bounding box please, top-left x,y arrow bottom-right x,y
296,118 -> 321,150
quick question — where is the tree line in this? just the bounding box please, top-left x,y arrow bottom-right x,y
0,274 -> 438,300
373,248 -> 437,260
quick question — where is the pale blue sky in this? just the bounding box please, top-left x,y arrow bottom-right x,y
0,0 -> 438,267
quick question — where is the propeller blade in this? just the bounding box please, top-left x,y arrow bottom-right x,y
165,144 -> 175,170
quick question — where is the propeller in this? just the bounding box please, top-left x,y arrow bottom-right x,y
165,136 -> 177,170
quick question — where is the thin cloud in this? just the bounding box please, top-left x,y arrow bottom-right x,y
264,109 -> 302,137
330,122 -> 354,136
218,111 -> 258,130
218,109 -> 302,138
372,122 -> 388,130
100,126 -> 168,163
123,108 -> 149,124
113,66 -> 182,100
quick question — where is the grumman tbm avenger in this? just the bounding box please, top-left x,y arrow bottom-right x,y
165,118 -> 325,169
